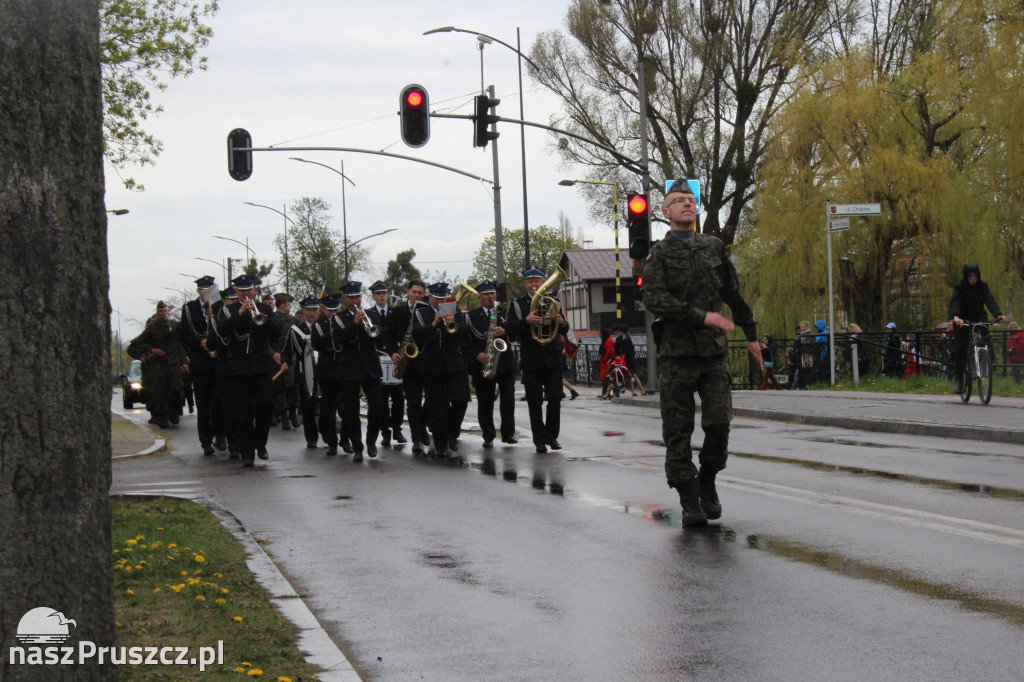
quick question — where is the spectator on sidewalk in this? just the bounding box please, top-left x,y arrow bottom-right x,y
1007,321 -> 1024,384
758,334 -> 783,390
882,322 -> 904,378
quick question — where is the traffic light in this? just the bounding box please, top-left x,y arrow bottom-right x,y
634,274 -> 644,303
399,84 -> 430,148
473,93 -> 500,148
227,128 -> 253,181
626,193 -> 650,259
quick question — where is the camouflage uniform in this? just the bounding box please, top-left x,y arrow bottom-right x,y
127,317 -> 185,426
643,230 -> 757,487
270,310 -> 299,422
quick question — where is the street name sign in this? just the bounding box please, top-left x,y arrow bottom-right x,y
828,217 -> 850,232
830,203 -> 881,216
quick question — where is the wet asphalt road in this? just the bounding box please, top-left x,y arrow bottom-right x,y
112,393 -> 1024,681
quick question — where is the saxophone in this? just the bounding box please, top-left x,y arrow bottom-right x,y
481,302 -> 508,380
392,300 -> 423,379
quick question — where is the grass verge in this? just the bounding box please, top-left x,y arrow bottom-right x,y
804,373 -> 1024,398
113,496 -> 323,681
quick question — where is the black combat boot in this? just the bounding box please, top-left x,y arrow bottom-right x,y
697,470 -> 722,520
675,480 -> 708,527
281,412 -> 292,431
289,407 -> 300,428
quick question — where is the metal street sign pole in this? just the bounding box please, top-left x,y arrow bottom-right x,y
827,200 -> 836,385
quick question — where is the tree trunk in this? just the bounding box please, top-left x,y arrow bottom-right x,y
0,1 -> 116,680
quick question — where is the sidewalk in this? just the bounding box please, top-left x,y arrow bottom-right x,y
615,389 -> 1024,444
111,412 -> 165,458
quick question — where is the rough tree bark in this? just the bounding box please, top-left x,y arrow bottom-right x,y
0,1 -> 117,679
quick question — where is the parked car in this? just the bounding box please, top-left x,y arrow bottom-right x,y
121,359 -> 145,409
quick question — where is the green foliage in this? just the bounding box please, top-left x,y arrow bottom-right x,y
734,0 -> 1024,337
100,0 -> 219,187
471,225 -> 581,298
272,197 -> 369,298
384,249 -> 423,295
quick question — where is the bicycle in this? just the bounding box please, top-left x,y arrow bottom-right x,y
960,321 -> 996,405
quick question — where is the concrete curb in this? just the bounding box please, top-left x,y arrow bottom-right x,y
112,438 -> 167,460
611,394 -> 1024,444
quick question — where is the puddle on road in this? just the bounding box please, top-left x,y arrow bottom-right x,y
731,451 -> 1024,502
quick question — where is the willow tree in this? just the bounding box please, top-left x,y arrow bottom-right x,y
530,0 -> 849,245
736,0 -> 1024,335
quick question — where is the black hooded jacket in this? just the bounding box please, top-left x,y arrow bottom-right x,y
949,263 -> 1002,322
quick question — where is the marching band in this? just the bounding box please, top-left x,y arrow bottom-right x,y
163,268 -> 576,468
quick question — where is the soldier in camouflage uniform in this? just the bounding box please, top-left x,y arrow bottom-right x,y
642,180 -> 762,527
270,293 -> 299,430
127,301 -> 187,429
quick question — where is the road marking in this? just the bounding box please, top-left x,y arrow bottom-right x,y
720,476 -> 1024,549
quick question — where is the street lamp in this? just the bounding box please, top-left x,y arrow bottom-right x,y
106,209 -> 130,215
212,235 -> 255,282
243,201 -> 295,293
424,25 -> 537,270
289,157 -> 357,279
559,179 -> 621,320
194,257 -> 228,287
111,308 -> 124,376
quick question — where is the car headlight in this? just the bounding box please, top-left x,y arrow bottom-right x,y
131,382 -> 142,390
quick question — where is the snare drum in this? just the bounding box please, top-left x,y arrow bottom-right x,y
379,355 -> 402,385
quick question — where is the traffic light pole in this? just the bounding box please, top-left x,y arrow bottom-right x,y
487,86 -> 506,294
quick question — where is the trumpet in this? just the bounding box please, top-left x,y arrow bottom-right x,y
242,297 -> 267,326
358,309 -> 382,338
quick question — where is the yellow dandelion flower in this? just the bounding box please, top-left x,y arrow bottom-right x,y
221,588 -> 229,594
194,554 -> 205,563
170,584 -> 185,593
234,616 -> 244,622
216,598 -> 226,604
157,527 -> 163,530
242,661 -> 251,666
125,539 -> 137,546
126,589 -> 134,596
234,667 -> 246,673
247,670 -> 263,677
135,534 -> 144,540
115,622 -> 121,627
196,595 -> 206,601
277,677 -> 293,682
214,572 -> 223,578
124,566 -> 132,572
168,543 -> 178,549
153,588 -> 161,593
181,571 -> 189,576
113,549 -> 120,554
135,565 -> 143,570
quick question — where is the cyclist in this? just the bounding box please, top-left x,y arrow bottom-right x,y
950,263 -> 1006,394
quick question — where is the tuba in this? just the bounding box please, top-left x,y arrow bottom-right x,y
529,265 -> 568,345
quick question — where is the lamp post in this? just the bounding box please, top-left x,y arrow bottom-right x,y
106,209 -> 130,215
289,157 -> 357,280
559,179 -> 621,321
212,235 -> 255,284
424,25 -> 539,270
243,201 -> 295,293
112,308 -> 124,376
193,257 -> 228,287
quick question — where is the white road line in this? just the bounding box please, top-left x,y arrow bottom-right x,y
720,476 -> 1024,549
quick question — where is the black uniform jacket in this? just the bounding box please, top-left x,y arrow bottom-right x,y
179,298 -> 217,374
207,301 -> 281,376
464,305 -> 516,376
505,294 -> 568,371
412,305 -> 469,375
366,306 -> 392,353
310,310 -> 383,382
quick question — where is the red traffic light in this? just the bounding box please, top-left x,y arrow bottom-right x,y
628,194 -> 648,215
406,90 -> 425,107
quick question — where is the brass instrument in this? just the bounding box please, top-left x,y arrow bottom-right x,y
529,265 -> 568,345
481,301 -> 508,380
243,297 -> 267,326
392,300 -> 423,379
358,309 -> 382,338
446,282 -> 479,334
199,285 -> 220,358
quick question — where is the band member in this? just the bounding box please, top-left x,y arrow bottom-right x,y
311,293 -> 345,457
366,280 -> 404,448
387,280 -> 427,451
178,275 -> 225,455
207,275 -> 282,467
464,281 -> 517,447
505,268 -> 569,453
127,300 -> 187,429
213,287 -> 240,457
270,293 -> 299,430
292,296 -> 321,448
413,282 -> 470,457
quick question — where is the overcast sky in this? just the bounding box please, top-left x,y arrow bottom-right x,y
105,0 -> 631,333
